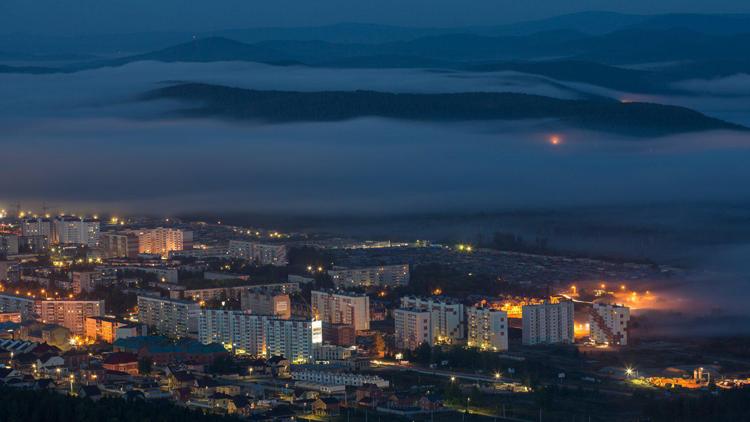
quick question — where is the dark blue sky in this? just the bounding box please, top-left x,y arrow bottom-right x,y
2,0 -> 750,35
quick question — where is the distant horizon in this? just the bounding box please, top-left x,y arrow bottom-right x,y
3,2 -> 750,36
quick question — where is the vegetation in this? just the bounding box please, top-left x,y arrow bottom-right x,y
0,387 -> 240,422
142,83 -> 744,136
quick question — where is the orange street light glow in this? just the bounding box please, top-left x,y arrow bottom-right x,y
550,135 -> 561,145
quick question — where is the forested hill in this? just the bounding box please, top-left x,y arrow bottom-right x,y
142,83 -> 746,136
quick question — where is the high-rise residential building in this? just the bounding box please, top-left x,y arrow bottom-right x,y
265,318 -> 321,363
53,216 -> 100,246
99,231 -> 140,258
466,306 -> 508,351
0,293 -> 36,319
311,290 -> 370,331
400,296 -> 464,344
393,308 -> 431,351
137,227 -> 193,257
240,290 -> 291,319
522,300 -> 575,346
137,296 -> 200,339
37,299 -> 104,336
0,234 -> 19,256
198,309 -> 320,362
328,264 -> 409,288
0,261 -> 20,284
71,271 -> 97,294
589,302 -> 630,346
199,309 -> 265,356
22,217 -> 52,239
18,235 -> 49,253
228,240 -> 288,266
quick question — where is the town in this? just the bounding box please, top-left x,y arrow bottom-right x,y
0,209 -> 749,422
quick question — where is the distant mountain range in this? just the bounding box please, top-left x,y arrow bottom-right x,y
3,12 -> 750,55
3,12 -> 750,99
140,82 -> 746,136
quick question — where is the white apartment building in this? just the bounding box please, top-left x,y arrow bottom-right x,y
265,318 -> 321,363
311,290 -> 370,331
0,293 -> 36,320
328,264 -> 409,288
37,299 -> 104,336
467,306 -> 508,351
22,218 -> 52,239
291,369 -> 389,388
401,296 -> 464,344
228,240 -> 288,266
199,309 -> 265,356
198,309 -> 321,363
137,296 -> 200,339
0,234 -> 19,256
590,302 -> 630,346
522,300 -> 575,346
53,217 -> 100,246
393,308 -> 432,351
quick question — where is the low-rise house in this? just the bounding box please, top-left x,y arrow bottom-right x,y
227,396 -> 253,417
313,397 -> 341,416
356,383 -> 385,408
102,352 -> 140,376
386,393 -> 419,410
418,394 -> 444,411
113,336 -> 228,365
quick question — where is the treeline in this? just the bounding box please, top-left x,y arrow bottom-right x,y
637,388 -> 750,422
0,387 -> 240,422
143,83 -> 744,136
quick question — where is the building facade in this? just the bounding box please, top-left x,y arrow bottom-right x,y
227,240 -> 288,266
311,290 -> 370,331
521,300 -> 575,346
466,306 -> 508,351
589,302 -> 630,346
37,299 -> 105,336
400,296 -> 464,344
198,309 -> 321,362
137,296 -> 200,339
328,264 -> 409,288
53,216 -> 100,246
393,308 -> 431,351
240,291 -> 291,319
137,228 -> 193,257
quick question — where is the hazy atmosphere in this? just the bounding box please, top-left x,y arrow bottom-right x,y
2,4 -> 750,421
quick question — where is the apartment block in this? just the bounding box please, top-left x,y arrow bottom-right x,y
37,299 -> 105,336
240,290 -> 291,319
311,290 -> 370,331
228,240 -> 288,266
466,306 -> 508,351
393,308 -> 432,351
590,302 -> 630,346
137,296 -> 200,339
400,296 -> 464,344
198,309 -> 320,362
328,264 -> 409,288
522,300 -> 575,346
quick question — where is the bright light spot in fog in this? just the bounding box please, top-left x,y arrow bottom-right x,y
549,135 -> 561,145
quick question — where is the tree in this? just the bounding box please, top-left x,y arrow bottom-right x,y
138,357 -> 152,375
373,333 -> 386,357
414,342 -> 432,365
